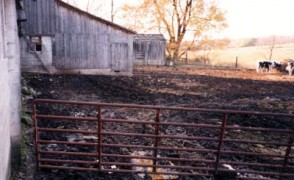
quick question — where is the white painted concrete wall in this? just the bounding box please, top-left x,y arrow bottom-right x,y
0,0 -> 11,179
21,36 -> 53,72
0,61 -> 11,180
0,0 -> 21,179
5,0 -> 21,170
21,36 -> 53,66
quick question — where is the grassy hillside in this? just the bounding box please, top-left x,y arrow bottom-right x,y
188,43 -> 294,69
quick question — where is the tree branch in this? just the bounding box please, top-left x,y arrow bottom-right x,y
152,0 -> 174,39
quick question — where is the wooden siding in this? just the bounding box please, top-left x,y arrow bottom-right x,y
21,0 -> 135,73
21,0 -> 56,35
111,43 -> 129,71
54,33 -> 109,69
54,3 -> 134,71
134,35 -> 166,65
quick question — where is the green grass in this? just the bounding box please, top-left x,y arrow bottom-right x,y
187,43 -> 294,69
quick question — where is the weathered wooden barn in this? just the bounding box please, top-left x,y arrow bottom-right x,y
134,34 -> 166,66
20,0 -> 136,75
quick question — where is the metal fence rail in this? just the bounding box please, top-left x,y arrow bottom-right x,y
33,99 -> 294,179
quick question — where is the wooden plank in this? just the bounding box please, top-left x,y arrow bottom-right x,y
34,0 -> 38,33
53,33 -> 60,67
64,34 -> 69,68
23,0 -> 29,34
97,34 -> 102,68
42,0 -> 47,34
75,34 -> 80,68
77,34 -> 82,68
68,33 -> 73,67
89,34 -> 94,68
46,0 -> 49,33
36,0 -> 42,34
55,5 -> 59,33
83,34 -> 88,68
80,34 -> 84,68
63,34 -> 67,68
92,34 -> 97,68
58,33 -> 63,62
59,6 -> 64,33
57,5 -> 61,33
30,0 -> 36,34
71,10 -> 76,34
63,7 -> 68,33
53,0 -> 57,33
71,11 -> 75,34
26,0 -> 31,34
53,33 -> 60,68
48,0 -> 53,33
75,12 -> 80,33
65,8 -> 69,33
54,2 -> 58,33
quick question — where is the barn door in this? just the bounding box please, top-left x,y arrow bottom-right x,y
111,43 -> 128,72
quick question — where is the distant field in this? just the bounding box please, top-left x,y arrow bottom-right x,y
187,43 -> 294,69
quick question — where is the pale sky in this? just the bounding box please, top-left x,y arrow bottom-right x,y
216,0 -> 294,39
74,0 -> 294,39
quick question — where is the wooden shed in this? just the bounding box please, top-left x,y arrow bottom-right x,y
20,0 -> 136,75
134,34 -> 166,66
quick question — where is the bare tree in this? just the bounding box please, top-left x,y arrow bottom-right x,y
111,0 -> 114,22
260,35 -> 277,60
110,0 -> 120,22
268,35 -> 275,60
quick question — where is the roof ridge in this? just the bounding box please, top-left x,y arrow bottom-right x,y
56,0 -> 136,34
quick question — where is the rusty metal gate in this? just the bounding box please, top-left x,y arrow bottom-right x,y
33,99 -> 294,179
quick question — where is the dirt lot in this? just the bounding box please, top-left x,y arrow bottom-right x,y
15,66 -> 294,179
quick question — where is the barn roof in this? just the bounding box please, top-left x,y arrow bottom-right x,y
56,0 -> 137,34
135,34 -> 166,41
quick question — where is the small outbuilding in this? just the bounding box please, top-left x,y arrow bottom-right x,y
134,34 -> 166,66
20,0 -> 136,75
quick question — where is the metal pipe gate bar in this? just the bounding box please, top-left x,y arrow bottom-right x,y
33,99 -> 294,179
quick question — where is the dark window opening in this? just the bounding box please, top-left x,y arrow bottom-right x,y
29,36 -> 42,52
35,44 -> 42,52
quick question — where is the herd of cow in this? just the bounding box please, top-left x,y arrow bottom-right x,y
256,60 -> 294,75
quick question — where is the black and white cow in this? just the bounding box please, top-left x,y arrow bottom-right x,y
256,60 -> 281,73
272,61 -> 282,69
286,62 -> 294,76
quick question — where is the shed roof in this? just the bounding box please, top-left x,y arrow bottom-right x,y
135,34 -> 166,41
56,0 -> 137,34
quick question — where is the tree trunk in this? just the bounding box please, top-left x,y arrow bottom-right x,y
169,39 -> 182,63
172,48 -> 179,63
268,36 -> 275,60
111,0 -> 114,22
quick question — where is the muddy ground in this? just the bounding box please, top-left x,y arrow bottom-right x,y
14,66 -> 294,179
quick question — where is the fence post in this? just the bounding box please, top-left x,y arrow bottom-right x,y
235,57 -> 238,68
215,113 -> 228,174
280,135 -> 294,178
152,108 -> 161,173
97,106 -> 102,170
33,102 -> 40,170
